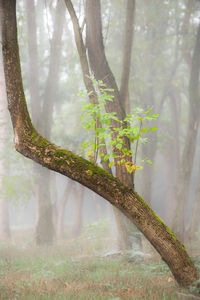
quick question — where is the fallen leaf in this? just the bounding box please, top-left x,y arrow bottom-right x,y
167,277 -> 175,282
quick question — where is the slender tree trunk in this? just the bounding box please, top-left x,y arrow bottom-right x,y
1,0 -> 199,288
85,0 -> 135,250
173,115 -> 199,240
140,2 -> 172,205
35,167 -> 54,245
92,193 -> 101,220
41,1 -> 66,140
163,91 -> 180,226
85,0 -> 132,183
72,183 -> 84,237
0,61 -> 10,239
120,0 -> 135,113
185,153 -> 200,239
26,0 -> 65,245
0,51 -> 10,240
172,24 -> 200,240
66,0 -> 134,250
26,0 -> 41,128
38,2 -> 65,244
26,0 -> 54,245
50,172 -> 58,228
163,151 -> 176,226
56,180 -> 73,239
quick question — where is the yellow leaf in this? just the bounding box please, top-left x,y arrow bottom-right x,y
125,162 -> 136,173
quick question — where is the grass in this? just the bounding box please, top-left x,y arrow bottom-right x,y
0,251 -> 178,299
0,223 -> 198,299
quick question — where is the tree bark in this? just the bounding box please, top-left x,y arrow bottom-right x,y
0,0 -> 199,288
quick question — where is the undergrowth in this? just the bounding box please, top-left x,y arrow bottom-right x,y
0,223 -> 198,299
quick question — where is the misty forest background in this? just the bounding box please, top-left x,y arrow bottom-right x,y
0,0 -> 200,298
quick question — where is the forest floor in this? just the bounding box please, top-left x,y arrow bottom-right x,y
0,222 -> 200,300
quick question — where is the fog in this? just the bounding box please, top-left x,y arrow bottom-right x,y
0,0 -> 200,286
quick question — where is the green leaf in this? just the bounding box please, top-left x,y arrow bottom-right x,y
149,127 -> 158,131
82,141 -> 89,149
104,154 -> 110,162
146,159 -> 153,164
109,161 -> 114,168
136,165 -> 143,170
116,143 -> 122,150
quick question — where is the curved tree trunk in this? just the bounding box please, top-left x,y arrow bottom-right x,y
0,0 -> 199,288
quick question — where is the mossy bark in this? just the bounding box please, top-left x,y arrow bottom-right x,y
0,0 -> 199,288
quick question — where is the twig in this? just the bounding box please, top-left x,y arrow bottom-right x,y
134,120 -> 142,166
133,120 -> 142,185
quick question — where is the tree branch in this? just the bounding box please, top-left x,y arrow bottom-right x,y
64,0 -> 112,173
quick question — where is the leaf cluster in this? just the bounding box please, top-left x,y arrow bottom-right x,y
79,78 -> 158,173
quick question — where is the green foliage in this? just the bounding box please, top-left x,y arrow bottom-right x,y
79,78 -> 158,173
1,175 -> 32,205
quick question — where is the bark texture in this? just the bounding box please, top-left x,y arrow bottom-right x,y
0,0 -> 199,288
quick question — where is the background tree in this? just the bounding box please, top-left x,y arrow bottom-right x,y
0,45 -> 10,240
172,18 -> 200,241
65,0 -> 136,250
26,0 -> 66,245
